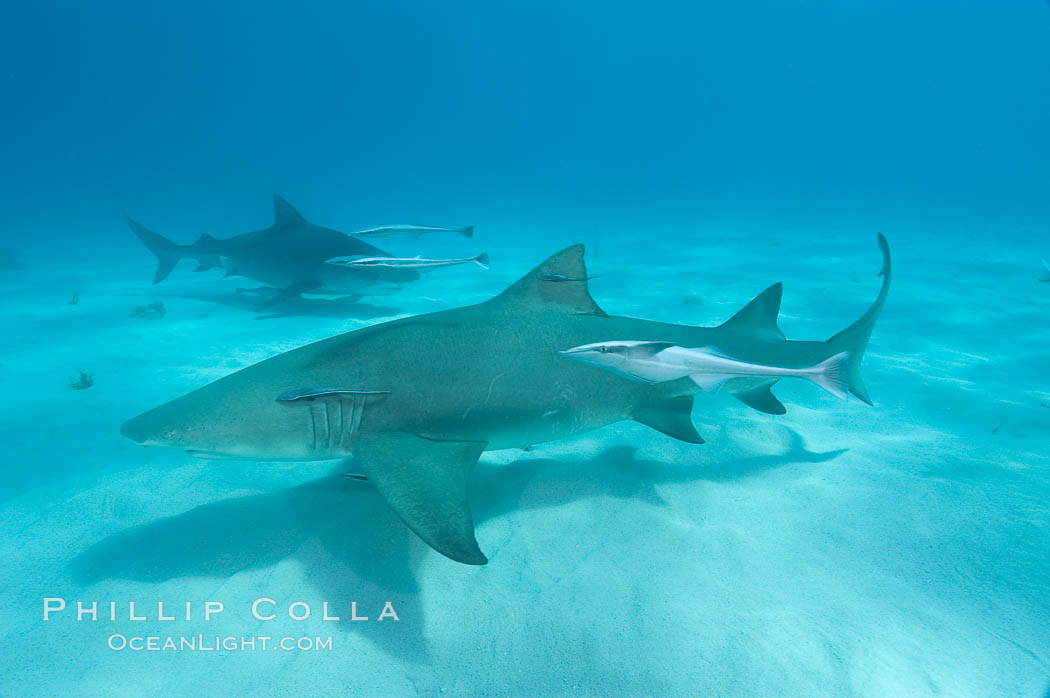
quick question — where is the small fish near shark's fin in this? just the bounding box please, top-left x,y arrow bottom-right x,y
633,396 -> 704,444
494,244 -> 607,317
354,432 -> 489,565
253,279 -> 322,311
192,255 -> 222,272
734,381 -> 787,415
272,194 -> 307,227
720,282 -> 785,342
277,388 -> 391,402
688,374 -> 731,393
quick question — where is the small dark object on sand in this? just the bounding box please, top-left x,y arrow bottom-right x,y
129,300 -> 166,318
0,247 -> 26,271
68,290 -> 80,306
683,293 -> 704,306
70,371 -> 94,390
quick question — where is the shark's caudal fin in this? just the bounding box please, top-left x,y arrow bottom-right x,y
473,252 -> 490,269
493,244 -> 607,317
124,215 -> 184,284
824,233 -> 892,405
273,194 -> 306,227
459,226 -> 475,239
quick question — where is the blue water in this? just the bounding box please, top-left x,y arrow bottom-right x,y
2,2 -> 1049,696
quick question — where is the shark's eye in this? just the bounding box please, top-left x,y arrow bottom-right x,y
599,346 -> 608,353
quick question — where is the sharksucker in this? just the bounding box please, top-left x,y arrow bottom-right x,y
121,236 -> 891,565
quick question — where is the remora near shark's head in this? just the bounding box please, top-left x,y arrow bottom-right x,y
121,236 -> 891,564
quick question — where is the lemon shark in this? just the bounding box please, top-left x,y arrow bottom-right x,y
125,195 -> 420,307
121,235 -> 891,564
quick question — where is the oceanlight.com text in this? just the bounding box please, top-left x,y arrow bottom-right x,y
107,634 -> 334,652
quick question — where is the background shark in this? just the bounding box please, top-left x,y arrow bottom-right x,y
121,237 -> 890,565
125,194 -> 420,307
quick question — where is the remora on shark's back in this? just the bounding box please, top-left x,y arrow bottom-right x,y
560,342 -> 851,399
125,195 -> 420,307
326,253 -> 490,271
121,235 -> 891,564
350,223 -> 474,238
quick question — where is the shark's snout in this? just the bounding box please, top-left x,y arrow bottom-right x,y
119,415 -> 152,445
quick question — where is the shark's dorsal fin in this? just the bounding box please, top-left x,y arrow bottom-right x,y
273,194 -> 306,227
719,282 -> 785,342
493,244 -> 607,317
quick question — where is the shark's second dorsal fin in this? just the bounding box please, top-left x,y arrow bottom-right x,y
719,282 -> 785,342
273,194 -> 306,227
493,244 -> 607,317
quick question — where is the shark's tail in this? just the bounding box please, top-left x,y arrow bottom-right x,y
800,351 -> 851,400
474,252 -> 490,269
124,215 -> 186,284
460,226 -> 475,239
824,233 -> 892,405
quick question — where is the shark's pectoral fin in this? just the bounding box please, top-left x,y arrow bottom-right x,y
733,381 -> 787,415
633,396 -> 704,444
354,432 -> 489,565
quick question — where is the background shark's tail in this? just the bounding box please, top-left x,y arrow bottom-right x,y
124,215 -> 186,284
824,233 -> 892,405
460,226 -> 475,238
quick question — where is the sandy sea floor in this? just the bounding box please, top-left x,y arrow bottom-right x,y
0,225 -> 1048,696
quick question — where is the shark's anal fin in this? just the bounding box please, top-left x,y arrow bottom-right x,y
354,433 -> 489,565
633,396 -> 704,444
495,244 -> 607,317
734,381 -> 787,415
719,282 -> 785,342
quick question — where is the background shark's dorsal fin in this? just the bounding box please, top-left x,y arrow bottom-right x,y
493,244 -> 607,316
719,282 -> 785,341
273,194 -> 306,227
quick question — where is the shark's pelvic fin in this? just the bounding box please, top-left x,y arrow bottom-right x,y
633,395 -> 704,444
494,244 -> 607,317
720,282 -> 785,342
273,194 -> 307,227
734,381 -> 787,415
354,433 -> 489,565
825,233 -> 892,405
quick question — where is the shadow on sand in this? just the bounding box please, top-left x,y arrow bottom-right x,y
68,428 -> 845,659
150,288 -> 403,320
